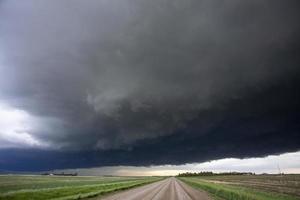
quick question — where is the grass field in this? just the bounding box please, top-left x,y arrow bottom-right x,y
0,175 -> 162,200
179,174 -> 300,200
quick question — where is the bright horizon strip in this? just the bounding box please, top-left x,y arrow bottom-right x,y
56,151 -> 300,176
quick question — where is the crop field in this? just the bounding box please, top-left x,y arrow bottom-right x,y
179,174 -> 300,200
0,175 -> 162,200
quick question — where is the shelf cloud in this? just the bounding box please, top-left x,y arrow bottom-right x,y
0,0 -> 299,171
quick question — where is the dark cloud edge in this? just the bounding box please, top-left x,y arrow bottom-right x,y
1,75 -> 299,172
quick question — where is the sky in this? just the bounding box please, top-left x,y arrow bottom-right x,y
0,0 -> 300,173
56,151 -> 300,176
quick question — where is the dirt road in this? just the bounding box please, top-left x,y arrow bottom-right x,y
100,177 -> 211,200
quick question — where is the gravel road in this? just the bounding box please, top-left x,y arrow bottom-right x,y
100,177 -> 211,200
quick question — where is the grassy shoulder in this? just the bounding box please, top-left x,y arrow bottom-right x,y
193,174 -> 300,197
179,177 -> 299,200
0,175 -> 163,200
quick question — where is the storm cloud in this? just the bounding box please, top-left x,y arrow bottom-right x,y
0,0 -> 299,171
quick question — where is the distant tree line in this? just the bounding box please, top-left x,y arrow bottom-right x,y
41,172 -> 78,176
177,171 -> 254,177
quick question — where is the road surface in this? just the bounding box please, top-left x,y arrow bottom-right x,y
100,177 -> 211,200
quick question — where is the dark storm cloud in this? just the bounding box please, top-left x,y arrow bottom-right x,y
0,0 -> 300,170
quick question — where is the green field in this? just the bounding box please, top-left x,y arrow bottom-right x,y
179,175 -> 300,200
0,175 -> 162,200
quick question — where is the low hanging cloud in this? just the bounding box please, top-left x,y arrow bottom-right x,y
0,0 -> 299,171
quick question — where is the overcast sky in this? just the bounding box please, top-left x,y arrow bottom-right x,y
0,0 -> 299,173
56,151 -> 300,176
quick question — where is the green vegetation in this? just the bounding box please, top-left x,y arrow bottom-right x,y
196,174 -> 300,197
0,175 -> 162,200
179,175 -> 300,200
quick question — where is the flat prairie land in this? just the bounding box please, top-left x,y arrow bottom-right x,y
0,175 -> 162,200
179,174 -> 300,200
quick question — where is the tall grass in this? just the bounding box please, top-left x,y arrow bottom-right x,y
179,177 -> 299,200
